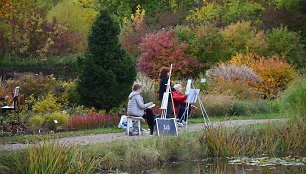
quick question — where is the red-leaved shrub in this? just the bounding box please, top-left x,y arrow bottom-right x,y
68,113 -> 120,130
137,29 -> 202,79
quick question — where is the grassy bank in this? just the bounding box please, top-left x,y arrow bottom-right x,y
0,112 -> 287,144
1,119 -> 304,174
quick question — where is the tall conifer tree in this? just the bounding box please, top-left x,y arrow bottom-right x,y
77,10 -> 136,111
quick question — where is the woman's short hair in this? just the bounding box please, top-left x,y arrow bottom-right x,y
159,67 -> 170,78
173,84 -> 182,91
132,83 -> 142,91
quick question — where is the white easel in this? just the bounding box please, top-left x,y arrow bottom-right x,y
179,79 -> 210,128
160,64 -> 176,118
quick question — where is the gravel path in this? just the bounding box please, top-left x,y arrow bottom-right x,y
0,119 -> 287,151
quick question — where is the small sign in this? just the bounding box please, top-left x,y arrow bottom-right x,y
156,118 -> 178,136
54,120 -> 58,124
200,78 -> 206,83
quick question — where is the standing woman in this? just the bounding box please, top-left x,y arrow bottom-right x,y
158,67 -> 173,118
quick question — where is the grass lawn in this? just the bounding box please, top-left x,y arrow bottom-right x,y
0,112 -> 288,144
189,112 -> 289,124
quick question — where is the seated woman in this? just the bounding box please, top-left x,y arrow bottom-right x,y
172,84 -> 190,124
127,83 -> 155,135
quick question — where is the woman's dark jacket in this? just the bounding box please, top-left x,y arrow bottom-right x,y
159,76 -> 168,101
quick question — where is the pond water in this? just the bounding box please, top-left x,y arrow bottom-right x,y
122,157 -> 305,174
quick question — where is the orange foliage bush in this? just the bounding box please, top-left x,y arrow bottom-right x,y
229,53 -> 296,98
6,73 -> 62,99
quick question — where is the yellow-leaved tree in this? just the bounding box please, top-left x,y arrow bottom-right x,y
47,0 -> 99,51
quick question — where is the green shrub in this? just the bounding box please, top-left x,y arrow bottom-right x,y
33,94 -> 61,113
230,100 -> 273,116
252,100 -> 272,114
27,115 -> 44,128
229,100 -> 251,116
0,54 -> 80,68
221,21 -> 268,59
187,1 -> 263,25
64,105 -> 96,116
174,25 -> 195,43
175,25 -> 228,66
196,95 -> 272,117
266,26 -> 305,67
192,25 -> 228,65
61,80 -> 80,107
199,95 -> 233,117
44,112 -> 69,130
280,76 -> 306,120
270,99 -> 282,113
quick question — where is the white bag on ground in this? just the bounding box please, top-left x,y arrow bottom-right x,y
118,115 -> 128,129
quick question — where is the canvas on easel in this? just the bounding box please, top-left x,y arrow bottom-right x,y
160,92 -> 169,110
186,89 -> 200,104
185,79 -> 192,95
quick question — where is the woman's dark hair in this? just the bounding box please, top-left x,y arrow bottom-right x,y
159,67 -> 170,78
132,83 -> 142,91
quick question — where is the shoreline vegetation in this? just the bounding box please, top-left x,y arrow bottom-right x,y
0,117 -> 304,174
0,112 -> 287,144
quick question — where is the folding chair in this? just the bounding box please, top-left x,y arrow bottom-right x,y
1,86 -> 20,111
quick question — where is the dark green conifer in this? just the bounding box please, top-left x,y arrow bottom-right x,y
77,10 -> 136,111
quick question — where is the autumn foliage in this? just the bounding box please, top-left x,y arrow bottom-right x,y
137,30 -> 201,79
119,5 -> 148,60
0,0 -> 80,57
229,53 -> 296,98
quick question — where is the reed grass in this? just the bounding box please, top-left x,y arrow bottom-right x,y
200,120 -> 306,157
87,120 -> 305,171
13,141 -> 101,174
